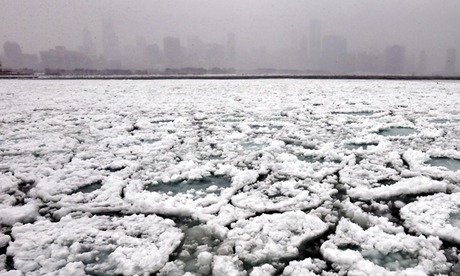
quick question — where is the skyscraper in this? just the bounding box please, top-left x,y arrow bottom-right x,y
101,19 -> 121,67
322,35 -> 347,73
309,20 -> 322,70
163,37 -> 182,69
384,45 -> 406,75
79,29 -> 97,57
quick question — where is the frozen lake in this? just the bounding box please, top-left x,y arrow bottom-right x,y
0,79 -> 459,275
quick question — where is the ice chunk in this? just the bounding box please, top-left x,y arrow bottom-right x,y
342,199 -> 404,234
250,264 -> 276,276
212,256 -> 246,276
0,233 -> 11,248
231,180 -> 329,213
321,219 -> 449,275
7,214 -> 183,275
401,193 -> 460,245
0,203 -> 38,226
348,176 -> 447,201
283,258 -> 328,276
228,211 -> 328,265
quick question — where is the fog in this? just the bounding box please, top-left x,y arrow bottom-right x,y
1,0 -> 459,74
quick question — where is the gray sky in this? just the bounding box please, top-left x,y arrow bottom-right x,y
1,0 -> 459,61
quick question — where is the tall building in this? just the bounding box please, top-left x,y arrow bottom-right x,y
79,29 -> 97,57
3,41 -> 39,69
309,20 -> 322,69
322,35 -> 347,73
146,44 -> 162,69
40,46 -> 90,70
206,43 -> 226,68
163,37 -> 182,69
445,48 -> 457,75
187,36 -> 205,67
384,45 -> 406,75
101,19 -> 121,68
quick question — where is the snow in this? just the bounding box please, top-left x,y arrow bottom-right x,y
1,79 -> 459,274
401,193 -> 460,245
228,211 -> 328,265
348,176 -> 447,201
283,258 -> 329,276
0,203 -> 38,226
6,214 -> 183,275
321,219 -> 450,275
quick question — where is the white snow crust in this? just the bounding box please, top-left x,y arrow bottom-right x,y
6,214 -> 183,275
321,219 -> 450,275
228,211 -> 328,265
401,192 -> 460,245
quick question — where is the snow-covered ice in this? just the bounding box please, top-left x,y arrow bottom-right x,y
401,193 -> 460,245
321,219 -> 450,275
0,79 -> 459,275
7,214 -> 182,275
228,211 -> 328,265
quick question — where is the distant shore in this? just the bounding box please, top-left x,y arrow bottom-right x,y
1,74 -> 460,81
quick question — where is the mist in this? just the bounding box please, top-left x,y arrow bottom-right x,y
1,0 -> 459,75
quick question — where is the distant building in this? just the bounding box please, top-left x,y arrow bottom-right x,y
79,29 -> 97,57
40,46 -> 91,70
163,37 -> 183,69
101,19 -> 121,68
206,43 -> 226,68
309,20 -> 322,70
2,41 -> 39,69
187,36 -> 206,67
146,44 -> 162,69
322,35 -> 347,73
445,48 -> 457,75
385,45 -> 406,75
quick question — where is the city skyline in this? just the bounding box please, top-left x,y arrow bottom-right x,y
1,20 -> 457,76
1,0 -> 459,75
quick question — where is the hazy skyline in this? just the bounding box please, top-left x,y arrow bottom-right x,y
1,0 -> 459,73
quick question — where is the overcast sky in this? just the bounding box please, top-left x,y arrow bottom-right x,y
1,0 -> 459,59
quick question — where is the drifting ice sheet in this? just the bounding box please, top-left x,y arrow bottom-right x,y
6,214 -> 183,275
401,193 -> 460,245
228,211 -> 328,265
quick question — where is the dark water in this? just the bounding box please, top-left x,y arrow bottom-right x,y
378,127 -> 417,137
425,157 -> 460,171
145,176 -> 232,195
344,143 -> 378,150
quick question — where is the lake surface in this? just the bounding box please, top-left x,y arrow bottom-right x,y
0,79 -> 459,275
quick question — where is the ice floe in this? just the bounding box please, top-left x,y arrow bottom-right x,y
348,176 -> 447,201
228,211 -> 328,265
6,214 -> 182,275
321,219 -> 450,275
401,193 -> 460,245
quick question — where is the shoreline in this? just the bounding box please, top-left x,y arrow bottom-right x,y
1,74 -> 460,81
